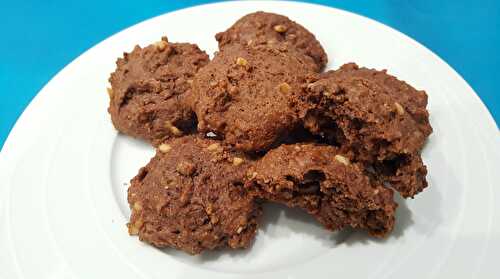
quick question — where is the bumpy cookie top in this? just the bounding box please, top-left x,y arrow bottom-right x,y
248,143 -> 397,237
215,11 -> 328,72
305,63 -> 432,159
128,136 -> 261,254
302,63 -> 432,197
108,37 -> 209,144
190,43 -> 315,152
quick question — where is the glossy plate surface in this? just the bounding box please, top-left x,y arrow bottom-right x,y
1,1 -> 499,278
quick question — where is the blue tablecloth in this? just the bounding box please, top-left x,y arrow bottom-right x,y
1,0 -> 498,149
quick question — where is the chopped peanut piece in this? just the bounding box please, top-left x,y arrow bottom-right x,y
278,82 -> 291,94
154,40 -> 168,51
128,225 -> 139,235
165,121 -> 182,136
133,202 -> 143,211
236,57 -> 248,66
394,102 -> 405,115
129,219 -> 144,235
334,155 -> 350,166
206,143 -> 220,151
106,87 -> 113,98
233,157 -> 244,166
273,24 -> 287,33
158,143 -> 172,153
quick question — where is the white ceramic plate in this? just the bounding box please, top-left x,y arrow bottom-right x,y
1,1 -> 499,278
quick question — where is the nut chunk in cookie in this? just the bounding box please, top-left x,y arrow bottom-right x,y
216,11 -> 328,72
108,37 -> 209,145
246,143 -> 397,237
190,43 -> 313,152
127,136 -> 261,255
303,63 -> 432,197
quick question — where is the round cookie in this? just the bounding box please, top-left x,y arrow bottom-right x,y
127,136 -> 261,255
215,11 -> 328,72
303,63 -> 432,197
190,43 -> 315,152
246,143 -> 397,237
108,37 -> 209,145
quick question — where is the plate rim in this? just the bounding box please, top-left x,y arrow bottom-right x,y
1,1 -> 499,278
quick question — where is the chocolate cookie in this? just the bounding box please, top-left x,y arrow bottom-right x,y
190,43 -> 315,152
246,143 -> 397,237
215,11 -> 327,72
303,63 -> 432,197
127,136 -> 261,254
108,37 -> 209,145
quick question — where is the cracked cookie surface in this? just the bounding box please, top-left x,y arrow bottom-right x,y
190,43 -> 315,152
216,11 -> 328,72
108,37 -> 209,145
246,143 -> 397,237
303,63 -> 432,197
127,136 -> 261,254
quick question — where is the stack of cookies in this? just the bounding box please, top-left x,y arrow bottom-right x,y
107,12 -> 432,255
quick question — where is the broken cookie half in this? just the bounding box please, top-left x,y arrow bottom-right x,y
302,63 -> 432,198
246,143 -> 397,237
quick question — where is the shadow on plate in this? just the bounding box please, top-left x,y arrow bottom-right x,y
163,188 -> 441,264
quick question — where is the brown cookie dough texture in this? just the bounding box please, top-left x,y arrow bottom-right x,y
303,63 -> 432,197
190,43 -> 314,152
247,143 -> 397,237
127,136 -> 261,254
108,37 -> 209,145
216,11 -> 328,72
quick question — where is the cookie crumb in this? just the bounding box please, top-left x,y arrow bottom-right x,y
158,143 -> 172,153
334,155 -> 350,166
237,227 -> 244,234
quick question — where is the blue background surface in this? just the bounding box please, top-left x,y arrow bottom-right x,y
1,0 -> 499,149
